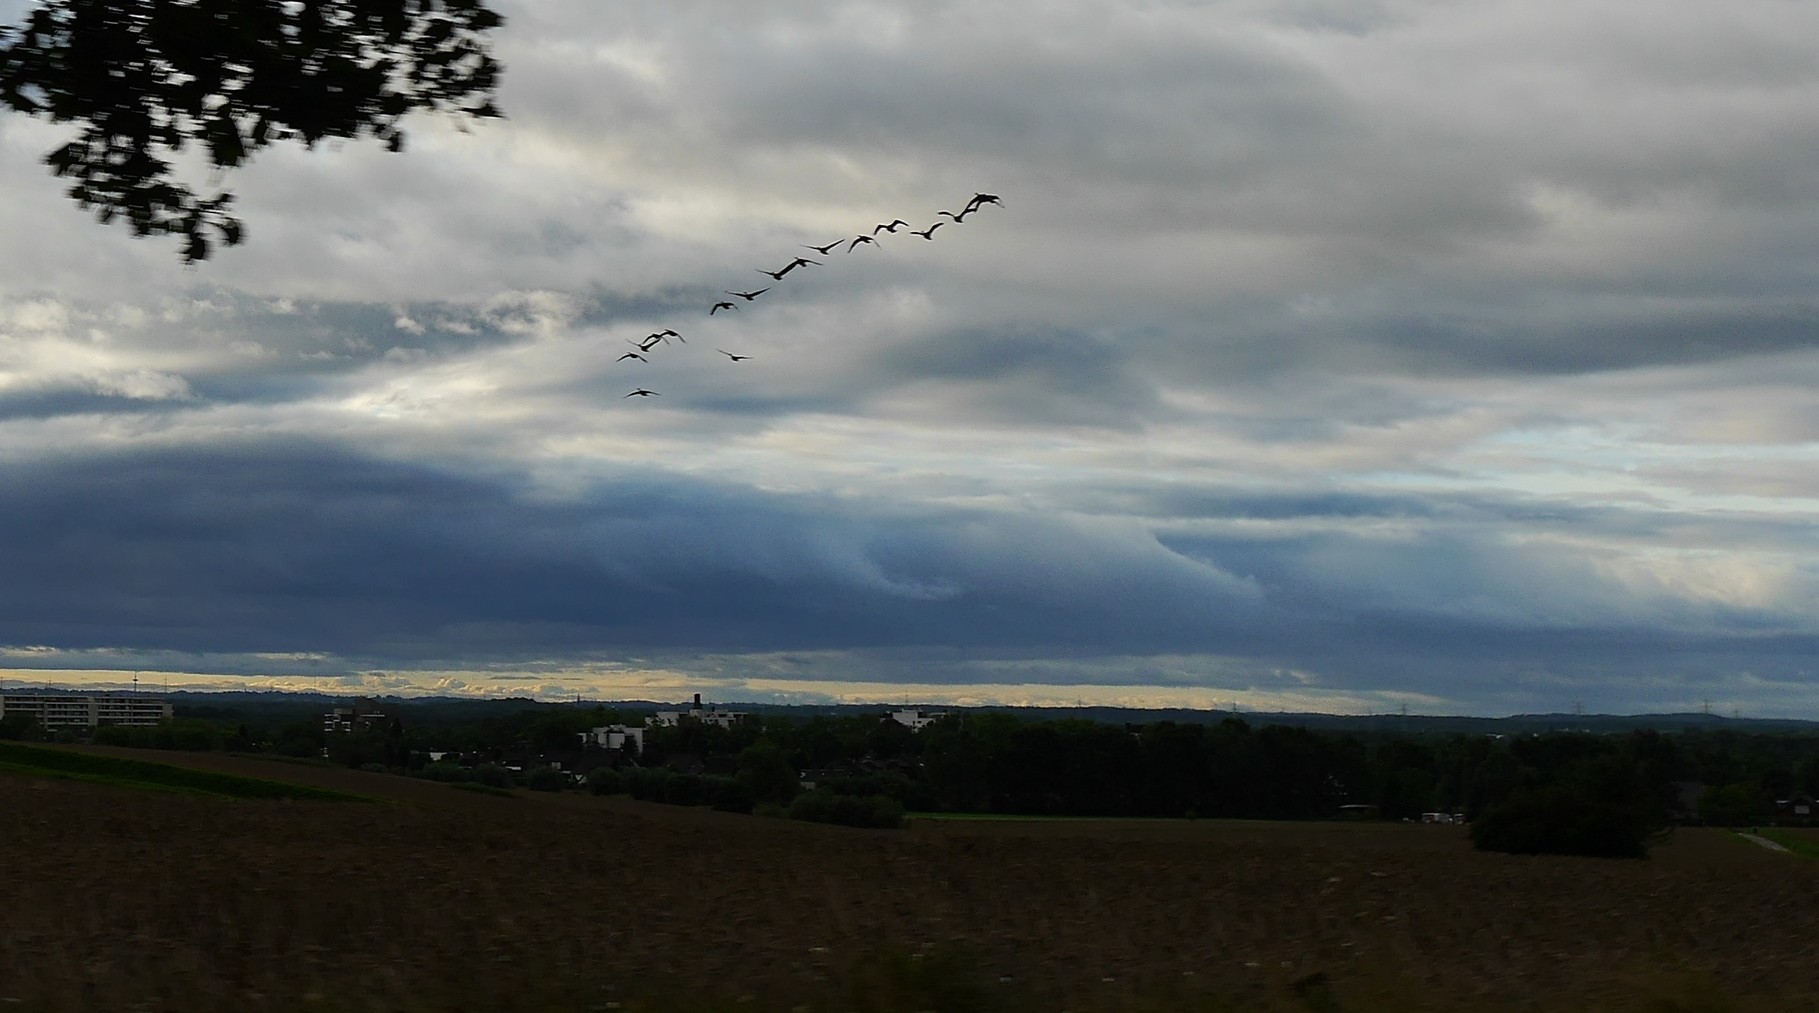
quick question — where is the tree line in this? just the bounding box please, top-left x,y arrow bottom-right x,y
13,697 -> 1819,854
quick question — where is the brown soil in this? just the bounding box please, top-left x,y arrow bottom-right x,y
3,749 -> 1816,1012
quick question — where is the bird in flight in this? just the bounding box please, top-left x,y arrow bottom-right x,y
937,207 -> 975,223
630,336 -> 661,352
617,351 -> 648,363
909,223 -> 944,240
964,193 -> 1002,211
716,349 -> 751,361
873,219 -> 910,235
848,235 -> 878,251
710,301 -> 737,315
652,328 -> 681,342
625,389 -> 659,398
757,257 -> 820,280
803,240 -> 843,255
725,288 -> 770,301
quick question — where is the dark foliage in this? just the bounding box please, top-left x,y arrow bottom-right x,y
787,789 -> 904,829
1470,742 -> 1670,858
1469,785 -> 1655,858
0,0 -> 504,260
0,711 -> 45,740
584,765 -> 623,796
130,694 -> 1819,834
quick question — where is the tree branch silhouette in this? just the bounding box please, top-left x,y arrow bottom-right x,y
0,0 -> 504,262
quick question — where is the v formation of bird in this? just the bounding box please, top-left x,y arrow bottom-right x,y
618,192 -> 1002,399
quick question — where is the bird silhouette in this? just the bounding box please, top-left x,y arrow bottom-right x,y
964,193 -> 1002,211
710,301 -> 737,315
725,288 -> 769,301
937,207 -> 975,223
873,219 -> 910,235
716,349 -> 751,361
625,389 -> 659,397
848,235 -> 878,251
617,351 -> 648,363
804,241 -> 843,255
758,257 -> 820,280
910,223 -> 944,240
653,328 -> 681,340
630,336 -> 661,352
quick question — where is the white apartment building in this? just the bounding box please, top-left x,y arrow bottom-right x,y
581,724 -> 646,753
890,708 -> 948,732
0,693 -> 173,729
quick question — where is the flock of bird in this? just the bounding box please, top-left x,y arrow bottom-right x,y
617,191 -> 1002,398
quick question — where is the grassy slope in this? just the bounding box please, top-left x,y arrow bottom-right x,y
1757,827 -> 1819,859
0,741 -> 370,801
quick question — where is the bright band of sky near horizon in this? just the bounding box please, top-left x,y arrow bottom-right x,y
3,0 -> 1819,715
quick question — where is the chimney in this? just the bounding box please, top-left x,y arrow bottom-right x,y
693,693 -> 702,709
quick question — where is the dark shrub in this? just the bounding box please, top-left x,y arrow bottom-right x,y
788,789 -> 903,829
525,766 -> 568,793
586,767 -> 625,795
710,777 -> 754,814
416,761 -> 472,783
623,768 -> 666,801
1698,781 -> 1772,827
472,763 -> 516,789
1470,784 -> 1657,858
662,772 -> 705,806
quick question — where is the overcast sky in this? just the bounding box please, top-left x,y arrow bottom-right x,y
3,0 -> 1818,715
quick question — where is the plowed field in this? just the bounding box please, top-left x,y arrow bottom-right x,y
3,748 -> 1815,1012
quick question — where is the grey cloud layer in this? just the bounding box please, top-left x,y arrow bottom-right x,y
2,0 -> 1818,712
0,440 -> 1265,658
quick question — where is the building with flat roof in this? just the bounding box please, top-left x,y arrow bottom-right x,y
889,708 -> 948,732
323,698 -> 390,735
650,693 -> 748,729
0,693 -> 172,729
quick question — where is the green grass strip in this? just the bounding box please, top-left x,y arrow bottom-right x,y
907,811 -> 1192,822
450,781 -> 518,797
1756,828 -> 1819,859
0,742 -> 371,802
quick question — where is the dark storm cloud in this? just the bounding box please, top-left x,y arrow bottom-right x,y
0,438 -> 1259,664
0,387 -> 194,421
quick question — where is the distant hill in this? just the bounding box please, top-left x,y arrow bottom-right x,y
144,689 -> 1819,736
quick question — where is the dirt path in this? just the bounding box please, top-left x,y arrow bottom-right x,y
1741,831 -> 1791,852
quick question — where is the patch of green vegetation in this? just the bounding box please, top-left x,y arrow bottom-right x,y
908,811 -> 1188,822
0,743 -> 370,802
1756,828 -> 1819,859
451,781 -> 518,798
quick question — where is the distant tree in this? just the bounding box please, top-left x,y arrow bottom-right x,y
0,711 -> 43,740
1372,738 -> 1438,820
470,762 -> 513,789
0,0 -> 504,260
1472,753 -> 1668,859
863,715 -> 918,761
524,765 -> 566,793
709,777 -> 754,814
1698,781 -> 1771,828
787,789 -> 903,829
736,739 -> 799,806
585,766 -> 624,796
272,717 -> 325,758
